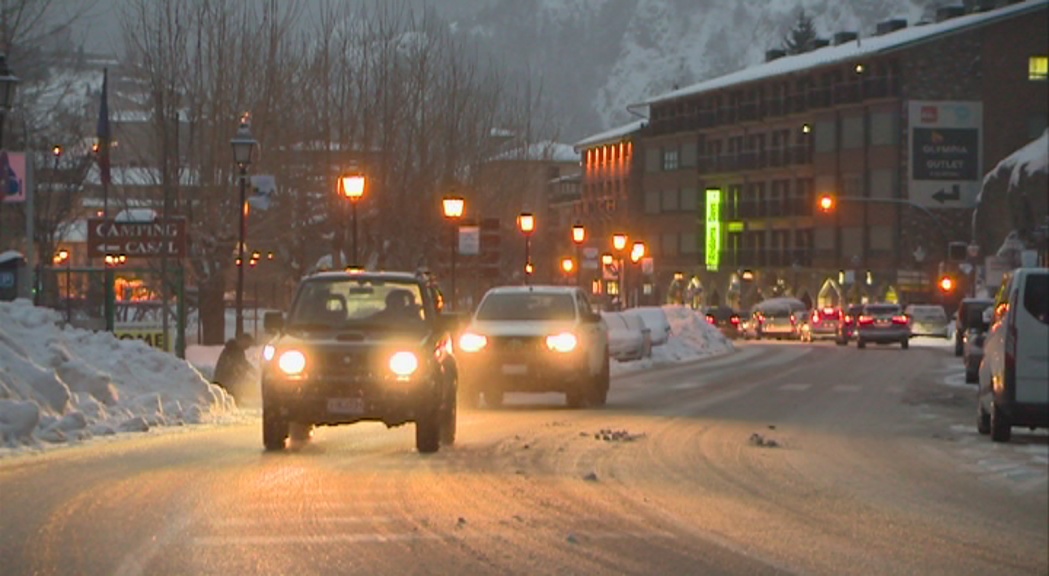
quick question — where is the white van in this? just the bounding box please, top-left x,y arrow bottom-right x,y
977,267 -> 1049,442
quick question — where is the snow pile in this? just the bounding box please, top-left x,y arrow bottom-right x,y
0,299 -> 235,454
611,305 -> 733,375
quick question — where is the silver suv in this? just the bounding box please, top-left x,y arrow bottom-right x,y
456,285 -> 610,408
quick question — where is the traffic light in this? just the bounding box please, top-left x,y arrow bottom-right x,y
818,194 -> 835,213
938,275 -> 955,293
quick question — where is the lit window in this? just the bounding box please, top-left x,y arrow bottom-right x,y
1030,56 -> 1048,81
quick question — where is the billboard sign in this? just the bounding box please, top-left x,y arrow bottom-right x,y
87,218 -> 187,258
1,151 -> 27,203
705,188 -> 722,271
908,101 -> 982,208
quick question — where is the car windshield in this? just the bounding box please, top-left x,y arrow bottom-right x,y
287,278 -> 426,328
476,292 -> 577,321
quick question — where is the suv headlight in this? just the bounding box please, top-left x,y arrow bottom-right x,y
458,332 -> 487,353
546,332 -> 578,353
277,350 -> 307,375
262,344 -> 276,361
389,351 -> 419,377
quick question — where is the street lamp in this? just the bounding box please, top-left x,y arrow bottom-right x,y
442,195 -> 465,309
630,241 -> 646,308
339,171 -> 366,267
230,114 -> 257,337
517,212 -> 535,284
54,249 -> 70,323
612,233 -> 628,308
571,222 -> 585,287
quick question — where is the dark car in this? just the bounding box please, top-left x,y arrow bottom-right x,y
456,285 -> 610,409
259,270 -> 459,453
835,304 -> 865,345
705,306 -> 742,339
855,302 -> 911,349
954,297 -> 995,356
802,306 -> 841,342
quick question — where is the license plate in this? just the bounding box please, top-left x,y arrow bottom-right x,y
501,364 -> 528,375
327,397 -> 364,415
876,319 -> 890,326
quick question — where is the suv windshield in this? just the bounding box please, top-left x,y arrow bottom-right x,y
476,292 -> 577,321
288,277 -> 426,328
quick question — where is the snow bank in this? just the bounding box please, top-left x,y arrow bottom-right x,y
0,299 -> 235,454
610,305 -> 734,375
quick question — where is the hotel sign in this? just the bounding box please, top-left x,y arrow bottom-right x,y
705,188 -> 722,272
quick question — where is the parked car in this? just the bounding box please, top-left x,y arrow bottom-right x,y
602,310 -> 651,361
259,270 -> 458,453
835,304 -> 866,346
963,310 -> 991,383
977,267 -> 1049,442
456,285 -> 610,409
801,306 -> 841,342
954,297 -> 995,356
623,306 -> 672,346
705,305 -> 742,339
905,304 -> 950,338
855,302 -> 911,349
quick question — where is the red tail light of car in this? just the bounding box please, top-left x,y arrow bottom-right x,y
891,315 -> 909,325
858,315 -> 875,325
706,315 -> 716,325
730,316 -> 740,325
811,310 -> 820,323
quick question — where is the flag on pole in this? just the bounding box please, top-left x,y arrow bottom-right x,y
96,68 -> 111,186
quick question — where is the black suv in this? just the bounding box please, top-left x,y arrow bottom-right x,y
260,270 -> 458,453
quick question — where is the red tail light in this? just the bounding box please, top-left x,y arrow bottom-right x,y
811,310 -> 819,323
706,315 -> 716,325
844,316 -> 855,325
731,316 -> 740,325
891,315 -> 909,325
858,315 -> 874,325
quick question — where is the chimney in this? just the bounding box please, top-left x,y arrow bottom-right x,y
875,19 -> 908,35
935,6 -> 966,22
813,38 -> 831,49
833,31 -> 858,45
765,49 -> 787,62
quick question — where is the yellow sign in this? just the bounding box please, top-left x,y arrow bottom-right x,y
115,329 -> 170,351
705,188 -> 722,271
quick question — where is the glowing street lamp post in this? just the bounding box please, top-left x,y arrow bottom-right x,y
560,257 -> 575,284
612,233 -> 628,309
54,249 -> 70,323
518,213 -> 535,285
442,196 -> 465,309
339,172 -> 366,267
630,241 -> 646,307
571,222 -> 585,288
230,116 -> 258,337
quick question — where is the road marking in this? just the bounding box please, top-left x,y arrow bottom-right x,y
832,385 -> 861,393
778,383 -> 811,392
194,533 -> 439,546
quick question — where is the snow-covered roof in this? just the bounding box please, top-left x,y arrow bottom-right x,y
0,250 -> 25,264
84,165 -> 200,187
492,140 -> 581,163
983,129 -> 1048,188
643,0 -> 1047,106
573,120 -> 646,150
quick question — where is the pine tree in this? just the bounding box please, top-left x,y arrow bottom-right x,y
782,8 -> 819,55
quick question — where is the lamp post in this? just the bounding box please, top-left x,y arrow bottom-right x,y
54,249 -> 70,323
0,54 -> 19,249
230,115 -> 257,337
571,222 -> 585,288
339,171 -> 366,267
518,212 -> 535,285
560,257 -> 575,284
442,196 -> 464,309
630,241 -> 646,307
612,233 -> 628,309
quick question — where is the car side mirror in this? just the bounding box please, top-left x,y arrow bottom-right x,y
263,311 -> 284,333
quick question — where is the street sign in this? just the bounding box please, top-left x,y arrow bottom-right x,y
87,218 -> 187,258
458,226 -> 480,255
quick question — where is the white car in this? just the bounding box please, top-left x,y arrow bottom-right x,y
457,285 -> 610,408
977,267 -> 1049,442
602,311 -> 651,361
623,306 -> 672,346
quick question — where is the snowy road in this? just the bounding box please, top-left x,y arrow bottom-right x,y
1,342 -> 1046,575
